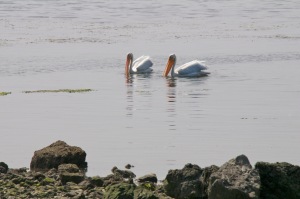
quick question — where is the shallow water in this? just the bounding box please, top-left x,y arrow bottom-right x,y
1,0 -> 300,179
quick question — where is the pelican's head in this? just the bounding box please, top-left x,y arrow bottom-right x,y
125,53 -> 133,75
163,54 -> 176,77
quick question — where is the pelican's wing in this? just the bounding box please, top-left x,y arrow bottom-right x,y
175,60 -> 207,76
132,56 -> 153,72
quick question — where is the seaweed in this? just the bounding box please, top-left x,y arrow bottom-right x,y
23,89 -> 93,94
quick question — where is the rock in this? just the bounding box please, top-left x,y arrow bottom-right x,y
112,166 -> 136,179
30,140 -> 87,172
134,184 -> 159,199
125,164 -> 134,169
208,155 -> 260,199
255,161 -> 300,199
0,162 -> 8,173
199,165 -> 219,197
33,172 -> 46,181
104,182 -> 136,199
102,174 -> 125,187
59,164 -> 85,185
58,164 -> 80,173
0,166 -> 6,174
137,173 -> 158,184
90,176 -> 104,187
163,163 -> 206,199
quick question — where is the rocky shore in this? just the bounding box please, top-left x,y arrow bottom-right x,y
0,141 -> 299,199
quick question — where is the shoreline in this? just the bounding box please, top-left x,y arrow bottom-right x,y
1,140 -> 299,199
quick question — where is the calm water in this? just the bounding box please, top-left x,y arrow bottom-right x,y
1,0 -> 300,179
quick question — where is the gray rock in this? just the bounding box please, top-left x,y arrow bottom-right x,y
30,140 -> 87,172
208,155 -> 260,199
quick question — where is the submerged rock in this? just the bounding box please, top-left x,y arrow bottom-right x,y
208,155 -> 260,199
30,140 -> 87,172
255,161 -> 300,199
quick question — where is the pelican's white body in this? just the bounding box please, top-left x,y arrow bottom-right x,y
173,60 -> 209,77
130,56 -> 153,73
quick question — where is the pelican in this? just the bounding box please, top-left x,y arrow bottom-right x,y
163,54 -> 210,77
125,53 -> 153,75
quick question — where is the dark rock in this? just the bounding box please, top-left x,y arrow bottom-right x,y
199,165 -> 219,196
125,164 -> 134,169
208,155 -> 260,199
90,176 -> 104,187
235,154 -> 252,168
0,166 -> 6,174
137,173 -> 158,184
163,163 -> 205,199
255,161 -> 300,199
112,166 -> 136,179
0,162 -> 8,173
30,140 -> 87,172
104,182 -> 136,199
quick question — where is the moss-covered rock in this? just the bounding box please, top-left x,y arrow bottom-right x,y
134,184 -> 159,199
104,182 -> 136,199
30,140 -> 87,172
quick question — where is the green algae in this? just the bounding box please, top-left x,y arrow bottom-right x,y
42,177 -> 55,185
23,89 -> 93,94
0,92 -> 11,96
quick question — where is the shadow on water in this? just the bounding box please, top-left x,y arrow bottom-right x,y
165,78 -> 177,131
125,73 -> 154,123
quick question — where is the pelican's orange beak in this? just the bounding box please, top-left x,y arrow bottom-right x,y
125,54 -> 132,76
163,57 -> 175,77
125,57 -> 130,76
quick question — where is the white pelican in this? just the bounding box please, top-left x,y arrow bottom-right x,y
125,53 -> 153,75
163,54 -> 210,77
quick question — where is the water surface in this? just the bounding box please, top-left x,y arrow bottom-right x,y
1,0 -> 300,179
